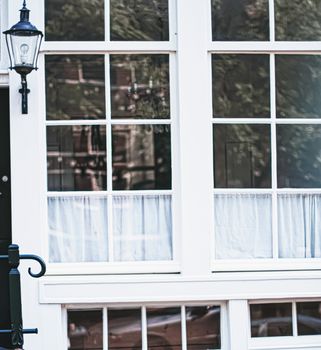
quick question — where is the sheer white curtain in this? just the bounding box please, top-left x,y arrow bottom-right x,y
278,194 -> 321,258
113,195 -> 172,261
214,194 -> 272,259
48,196 -> 108,263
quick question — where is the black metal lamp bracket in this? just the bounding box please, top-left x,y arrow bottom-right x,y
18,74 -> 30,115
0,244 -> 46,348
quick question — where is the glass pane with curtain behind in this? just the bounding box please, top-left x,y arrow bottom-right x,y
275,0 -> 321,41
213,124 -> 271,188
48,196 -> 108,263
113,195 -> 172,261
277,125 -> 321,188
110,55 -> 170,119
47,125 -> 107,191
278,194 -> 321,258
68,310 -> 103,350
147,307 -> 182,350
110,0 -> 169,41
276,55 -> 321,118
186,306 -> 221,349
250,303 -> 293,337
297,302 -> 321,335
214,194 -> 272,259
108,308 -> 142,349
46,55 -> 105,120
45,0 -> 104,41
212,0 -> 269,41
212,55 -> 270,118
112,125 -> 171,190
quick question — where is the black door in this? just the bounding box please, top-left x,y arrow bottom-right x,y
0,88 -> 12,348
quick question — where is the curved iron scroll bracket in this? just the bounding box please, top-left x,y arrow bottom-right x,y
19,255 -> 46,278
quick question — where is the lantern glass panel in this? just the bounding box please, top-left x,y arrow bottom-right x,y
9,34 -> 40,68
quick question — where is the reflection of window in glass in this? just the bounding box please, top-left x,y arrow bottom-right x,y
212,55 -> 270,118
214,124 -> 271,188
47,125 -> 107,191
45,0 -> 104,41
46,55 -> 106,120
277,125 -> 321,188
276,55 -> 321,119
68,310 -> 103,349
112,125 -> 171,190
110,55 -> 170,119
297,302 -> 321,336
147,308 -> 182,350
108,309 -> 142,349
186,306 -> 221,349
212,0 -> 269,41
110,0 -> 169,41
275,0 -> 321,41
250,303 -> 293,337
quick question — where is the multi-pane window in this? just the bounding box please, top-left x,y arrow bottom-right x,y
44,1 -> 175,267
67,305 -> 222,350
211,1 -> 321,268
250,300 -> 321,338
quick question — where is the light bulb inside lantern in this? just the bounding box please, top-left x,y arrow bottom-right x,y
20,43 -> 29,64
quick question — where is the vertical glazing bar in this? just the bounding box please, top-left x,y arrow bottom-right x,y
8,244 -> 23,348
292,301 -> 298,336
269,0 -> 275,42
181,306 -> 187,350
142,306 -> 147,350
103,307 -> 108,350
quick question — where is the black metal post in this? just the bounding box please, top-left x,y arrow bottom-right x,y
19,74 -> 30,115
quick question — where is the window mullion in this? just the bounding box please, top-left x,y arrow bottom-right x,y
269,0 -> 275,42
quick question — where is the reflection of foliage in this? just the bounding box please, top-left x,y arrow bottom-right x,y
275,0 -> 321,41
214,124 -> 271,188
45,0 -> 104,41
110,55 -> 170,119
277,125 -> 321,188
212,55 -> 270,118
110,0 -> 169,41
212,0 -> 269,40
276,55 -> 321,118
46,55 -> 105,120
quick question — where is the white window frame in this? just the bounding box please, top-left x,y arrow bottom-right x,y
210,0 -> 321,272
248,299 -> 321,350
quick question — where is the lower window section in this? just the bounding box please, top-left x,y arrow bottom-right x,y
67,305 -> 222,350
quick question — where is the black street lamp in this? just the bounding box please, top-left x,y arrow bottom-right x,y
3,0 -> 43,114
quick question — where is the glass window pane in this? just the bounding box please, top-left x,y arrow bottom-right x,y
147,307 -> 182,350
297,302 -> 321,335
277,125 -> 321,188
250,303 -> 293,337
47,125 -> 107,191
46,55 -> 105,120
110,55 -> 170,119
110,0 -> 169,41
186,306 -> 221,349
45,0 -> 104,41
213,124 -> 271,188
113,195 -> 172,262
68,310 -> 103,349
108,308 -> 142,349
48,196 -> 108,263
212,0 -> 269,41
215,194 -> 272,259
275,0 -> 321,41
212,55 -> 270,118
276,55 -> 321,119
278,194 -> 321,258
112,125 -> 171,190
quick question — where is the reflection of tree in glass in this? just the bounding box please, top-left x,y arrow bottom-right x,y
214,124 -> 271,188
212,0 -> 269,41
276,55 -> 321,119
277,125 -> 321,188
46,55 -> 105,120
212,55 -> 270,118
45,0 -> 104,41
275,0 -> 321,41
110,55 -> 170,119
110,0 -> 169,41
